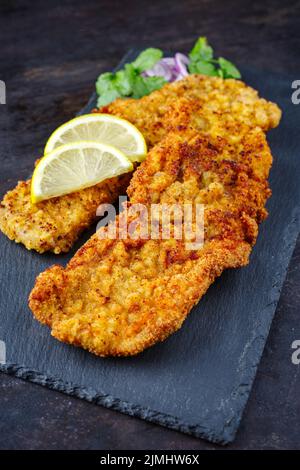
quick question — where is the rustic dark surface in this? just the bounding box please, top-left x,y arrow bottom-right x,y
0,0 -> 300,450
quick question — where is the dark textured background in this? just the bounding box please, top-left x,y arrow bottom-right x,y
0,0 -> 300,450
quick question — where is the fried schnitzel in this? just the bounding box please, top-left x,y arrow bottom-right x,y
99,74 -> 281,145
0,74 -> 280,254
29,123 -> 274,356
0,174 -> 131,254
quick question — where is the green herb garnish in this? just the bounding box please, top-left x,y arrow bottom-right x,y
95,38 -> 241,106
96,48 -> 166,106
131,48 -> 164,72
217,57 -> 241,79
188,37 -> 241,79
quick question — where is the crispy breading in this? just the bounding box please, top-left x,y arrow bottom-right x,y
29,125 -> 274,356
0,74 -> 280,254
0,174 -> 130,254
99,74 -> 281,145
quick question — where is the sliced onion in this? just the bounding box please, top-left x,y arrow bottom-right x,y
143,53 -> 190,83
161,57 -> 177,67
143,60 -> 173,81
174,53 -> 189,77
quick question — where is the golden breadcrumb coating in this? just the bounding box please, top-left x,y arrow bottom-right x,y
29,124 -> 274,356
0,174 -> 130,254
99,74 -> 281,146
1,74 -> 280,254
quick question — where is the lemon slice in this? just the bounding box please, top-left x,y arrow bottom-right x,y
31,141 -> 133,203
44,114 -> 147,162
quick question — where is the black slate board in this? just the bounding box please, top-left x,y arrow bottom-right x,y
0,50 -> 299,445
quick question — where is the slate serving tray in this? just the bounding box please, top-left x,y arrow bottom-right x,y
0,50 -> 299,445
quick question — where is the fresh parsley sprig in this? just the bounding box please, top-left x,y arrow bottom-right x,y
188,37 -> 241,79
96,48 -> 166,106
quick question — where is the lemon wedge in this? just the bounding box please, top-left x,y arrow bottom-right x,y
44,114 -> 147,162
31,141 -> 133,203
